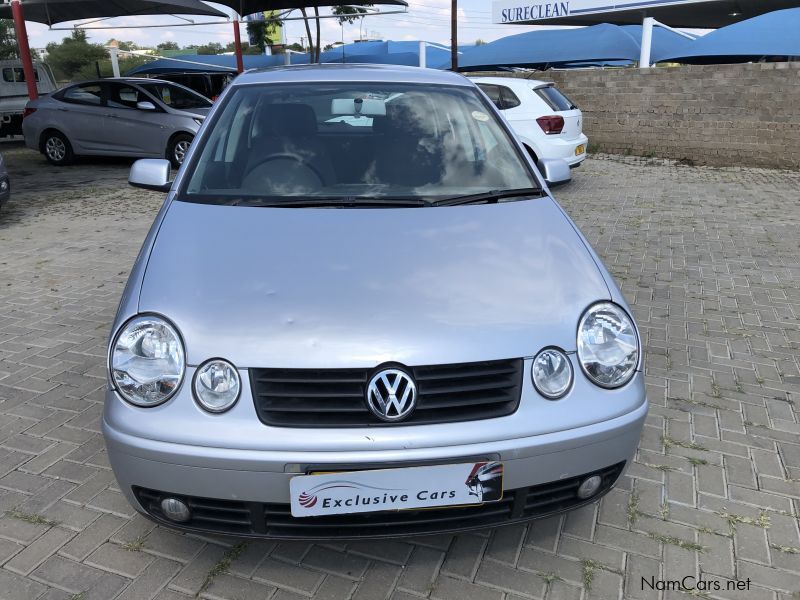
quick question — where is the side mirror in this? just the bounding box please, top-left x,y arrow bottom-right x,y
137,101 -> 157,111
129,159 -> 172,192
538,158 -> 572,187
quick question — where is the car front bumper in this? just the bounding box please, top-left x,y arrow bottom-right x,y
103,387 -> 647,539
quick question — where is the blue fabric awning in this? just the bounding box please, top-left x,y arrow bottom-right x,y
440,24 -> 645,71
126,40 -> 452,75
656,8 -> 800,63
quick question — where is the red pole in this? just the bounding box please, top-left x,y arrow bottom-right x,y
233,20 -> 244,73
11,0 -> 38,101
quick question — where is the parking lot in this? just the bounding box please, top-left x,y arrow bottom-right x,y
0,143 -> 798,600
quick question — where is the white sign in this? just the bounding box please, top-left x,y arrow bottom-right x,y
492,0 -> 714,24
289,462 -> 504,517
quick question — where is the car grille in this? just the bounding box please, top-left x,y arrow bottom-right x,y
249,359 -> 524,427
132,462 -> 624,539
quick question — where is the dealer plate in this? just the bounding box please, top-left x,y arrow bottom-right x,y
290,462 -> 503,517
575,144 -> 586,156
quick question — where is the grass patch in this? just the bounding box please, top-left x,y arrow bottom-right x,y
647,533 -> 705,552
627,491 -> 641,526
661,436 -> 708,452
122,536 -> 146,552
771,544 -> 800,554
537,571 -> 563,585
580,559 -> 621,591
198,542 -> 248,596
69,594 -> 86,600
686,457 -> 708,466
9,510 -> 59,527
643,462 -> 675,472
716,510 -> 770,533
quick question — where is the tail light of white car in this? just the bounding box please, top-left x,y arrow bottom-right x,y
536,115 -> 565,135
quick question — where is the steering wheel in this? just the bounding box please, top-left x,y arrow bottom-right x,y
243,153 -> 326,192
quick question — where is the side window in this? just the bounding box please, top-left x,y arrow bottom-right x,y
2,67 -> 40,83
107,84 -> 142,109
498,86 -> 521,110
477,84 -> 503,110
62,84 -> 104,106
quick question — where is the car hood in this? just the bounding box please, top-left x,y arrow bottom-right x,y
140,197 -> 611,368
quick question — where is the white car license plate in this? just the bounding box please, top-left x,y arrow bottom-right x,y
290,462 -> 504,517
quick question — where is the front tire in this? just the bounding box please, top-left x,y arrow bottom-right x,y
43,131 -> 74,166
168,133 -> 193,169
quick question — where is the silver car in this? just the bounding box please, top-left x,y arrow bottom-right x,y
104,65 -> 647,539
22,78 -> 211,168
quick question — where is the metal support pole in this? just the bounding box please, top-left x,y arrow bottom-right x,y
419,41 -> 426,68
10,0 -> 38,101
639,16 -> 654,69
451,0 -> 458,71
109,47 -> 121,78
233,20 -> 244,73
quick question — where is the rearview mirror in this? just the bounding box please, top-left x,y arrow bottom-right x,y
137,101 -> 157,111
129,159 -> 172,192
538,158 -> 572,187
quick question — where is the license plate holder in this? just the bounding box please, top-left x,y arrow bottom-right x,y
290,462 -> 504,517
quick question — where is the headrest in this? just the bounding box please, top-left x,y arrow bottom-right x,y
253,103 -> 318,138
373,96 -> 437,138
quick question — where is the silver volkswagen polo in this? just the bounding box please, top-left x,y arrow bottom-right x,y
104,64 -> 647,539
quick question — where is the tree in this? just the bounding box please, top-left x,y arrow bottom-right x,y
332,5 -> 373,24
188,42 -> 224,55
157,41 -> 180,51
475,39 -> 488,46
246,12 -> 282,53
46,30 -> 108,82
0,19 -> 18,60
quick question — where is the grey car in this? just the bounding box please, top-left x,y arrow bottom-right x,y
22,78 -> 211,168
104,64 -> 647,539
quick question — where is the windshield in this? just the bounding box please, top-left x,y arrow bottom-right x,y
140,82 -> 212,110
181,82 -> 538,205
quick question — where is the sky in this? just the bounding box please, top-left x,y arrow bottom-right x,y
22,1 -> 563,52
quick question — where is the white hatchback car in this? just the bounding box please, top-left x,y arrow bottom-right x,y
471,76 -> 588,168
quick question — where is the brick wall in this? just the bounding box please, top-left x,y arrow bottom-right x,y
474,62 -> 800,169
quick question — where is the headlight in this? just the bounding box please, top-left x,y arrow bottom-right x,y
577,302 -> 639,388
532,348 -> 573,399
110,315 -> 185,407
193,359 -> 241,413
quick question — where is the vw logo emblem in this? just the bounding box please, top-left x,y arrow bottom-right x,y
366,368 -> 417,422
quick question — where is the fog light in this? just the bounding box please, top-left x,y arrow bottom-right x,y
160,497 -> 191,522
577,475 -> 603,499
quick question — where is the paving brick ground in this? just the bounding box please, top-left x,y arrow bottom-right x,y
0,144 -> 798,600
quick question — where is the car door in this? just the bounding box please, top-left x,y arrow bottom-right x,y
103,82 -> 169,156
54,83 -> 108,153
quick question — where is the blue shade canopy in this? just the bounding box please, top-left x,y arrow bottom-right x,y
127,54 -> 286,75
0,0 -> 227,25
656,8 -> 800,63
441,24 -> 644,71
126,40 -> 453,75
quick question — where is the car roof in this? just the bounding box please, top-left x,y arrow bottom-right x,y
469,76 -> 550,88
66,77 -> 174,86
235,64 -> 474,87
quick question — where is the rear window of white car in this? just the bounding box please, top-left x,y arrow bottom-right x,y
534,85 -> 577,112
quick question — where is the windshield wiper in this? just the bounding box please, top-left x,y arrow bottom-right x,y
432,188 -> 544,207
226,196 -> 431,208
